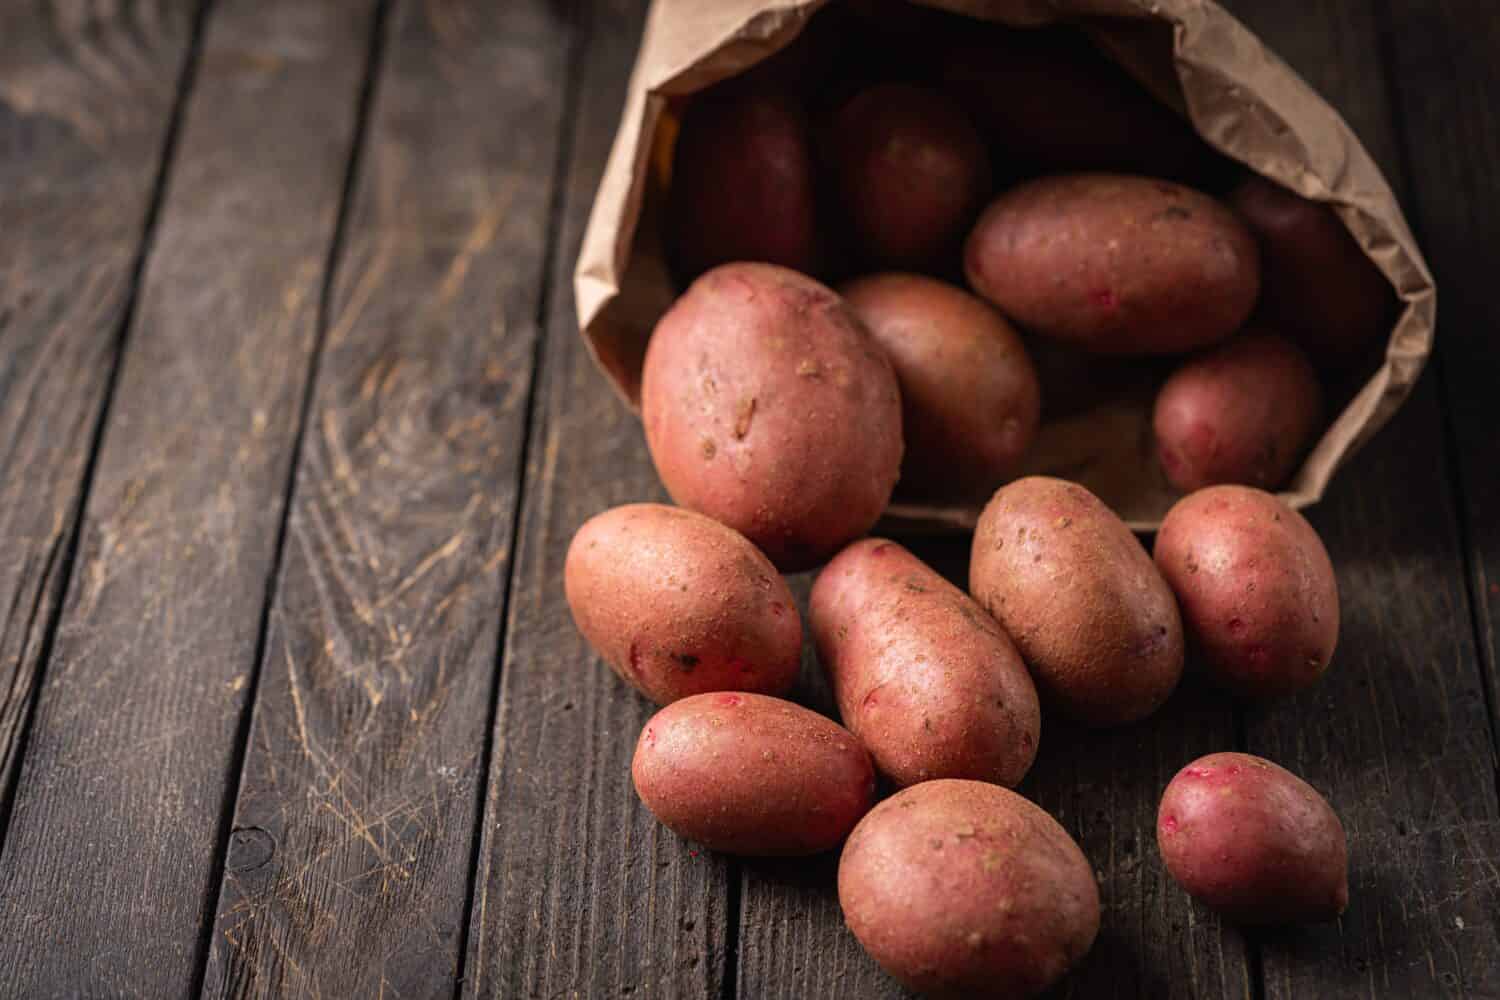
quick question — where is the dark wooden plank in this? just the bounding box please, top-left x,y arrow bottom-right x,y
1379,0 -> 1500,810
0,2 -> 378,994
199,1 -> 579,995
462,0 -> 732,995
0,0 -> 196,819
1218,1 -> 1500,996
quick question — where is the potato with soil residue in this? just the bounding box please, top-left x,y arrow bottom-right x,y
564,504 -> 801,704
965,173 -> 1259,355
969,476 -> 1183,726
1153,330 -> 1323,493
641,262 -> 903,571
811,539 -> 1040,787
838,779 -> 1099,998
841,273 -> 1040,503
1154,485 -> 1338,699
1158,752 -> 1348,923
632,692 -> 875,856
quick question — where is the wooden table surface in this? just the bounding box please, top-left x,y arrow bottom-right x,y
1,0 -> 1497,996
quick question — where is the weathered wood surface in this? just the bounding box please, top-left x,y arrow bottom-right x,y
0,0 -> 1496,997
1379,0 -> 1500,822
461,0 -> 735,995
0,1 -> 378,994
200,1 -> 581,995
0,0 -> 198,823
1224,0 -> 1500,996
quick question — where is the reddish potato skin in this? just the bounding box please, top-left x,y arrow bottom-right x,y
1157,753 -> 1348,924
564,504 -> 802,705
811,539 -> 1041,787
965,174 -> 1260,356
640,263 -> 903,571
1154,486 -> 1339,698
632,693 -> 875,856
1230,176 -> 1396,369
970,477 -> 1184,726
838,779 -> 1099,999
830,84 -> 991,268
1153,331 -> 1324,493
841,274 -> 1040,502
668,90 -> 820,282
940,28 -> 1223,185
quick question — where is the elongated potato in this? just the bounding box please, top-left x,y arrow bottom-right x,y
970,477 -> 1184,725
668,89 -> 820,283
829,83 -> 990,268
965,173 -> 1260,355
1158,753 -> 1348,923
811,539 -> 1040,787
1153,330 -> 1323,493
633,693 -> 876,856
641,263 -> 903,571
1230,176 -> 1395,369
841,273 -> 1040,502
565,504 -> 802,704
1155,486 -> 1339,698
839,779 -> 1099,998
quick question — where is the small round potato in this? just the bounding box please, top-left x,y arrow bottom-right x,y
829,83 -> 990,267
632,692 -> 876,856
1155,486 -> 1339,698
1153,330 -> 1324,493
1230,176 -> 1395,369
965,173 -> 1260,355
1158,752 -> 1349,924
970,477 -> 1184,726
811,539 -> 1041,787
841,273 -> 1040,502
838,779 -> 1099,999
668,89 -> 820,283
640,263 -> 903,571
564,504 -> 802,704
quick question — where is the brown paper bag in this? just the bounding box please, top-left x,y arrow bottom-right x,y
573,0 -> 1435,532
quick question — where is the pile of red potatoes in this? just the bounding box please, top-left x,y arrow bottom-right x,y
566,5 -> 1386,996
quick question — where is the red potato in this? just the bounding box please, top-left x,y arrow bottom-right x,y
640,263 -> 903,572
839,779 -> 1099,999
1155,486 -> 1339,699
564,504 -> 802,704
841,273 -> 1040,502
811,539 -> 1041,788
965,173 -> 1260,356
1153,330 -> 1324,493
970,477 -> 1184,726
668,89 -> 820,283
632,693 -> 876,856
829,83 -> 991,268
940,27 -> 1223,185
1158,752 -> 1349,924
1230,176 -> 1396,369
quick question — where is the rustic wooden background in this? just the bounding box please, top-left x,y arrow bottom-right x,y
0,0 -> 1496,996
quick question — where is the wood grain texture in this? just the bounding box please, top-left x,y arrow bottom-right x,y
0,0 -> 196,818
462,0 -> 733,996
1379,0 -> 1500,812
1221,1 -> 1500,996
199,1 -> 578,996
0,1 -> 377,995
